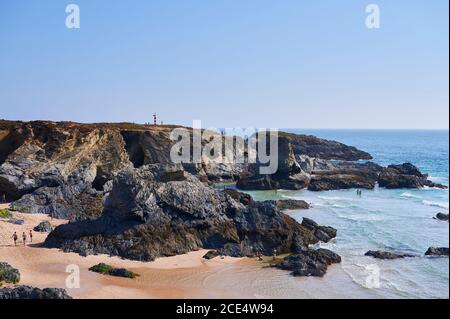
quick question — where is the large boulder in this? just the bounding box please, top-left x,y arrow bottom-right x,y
44,164 -> 333,261
301,218 -> 337,243
33,221 -> 53,232
0,286 -> 72,299
276,248 -> 341,277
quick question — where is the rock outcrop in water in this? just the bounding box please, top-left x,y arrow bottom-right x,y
435,213 -> 449,222
365,250 -> 417,259
44,164 -> 335,261
277,132 -> 372,161
378,163 -> 447,189
0,286 -> 72,299
236,137 -> 310,190
425,247 -> 449,256
237,142 -> 446,192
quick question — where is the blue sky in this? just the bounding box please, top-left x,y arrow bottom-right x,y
0,0 -> 448,129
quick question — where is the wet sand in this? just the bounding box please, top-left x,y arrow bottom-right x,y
0,204 -> 373,299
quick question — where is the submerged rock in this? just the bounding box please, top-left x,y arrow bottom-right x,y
365,250 -> 416,260
0,285 -> 72,299
44,164 -> 332,261
425,247 -> 449,256
33,221 -> 53,232
276,248 -> 341,277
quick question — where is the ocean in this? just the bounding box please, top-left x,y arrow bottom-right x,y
245,129 -> 449,299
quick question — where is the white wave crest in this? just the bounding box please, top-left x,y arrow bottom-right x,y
400,192 -> 420,199
421,200 -> 449,210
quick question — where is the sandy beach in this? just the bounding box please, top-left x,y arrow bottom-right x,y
1,203 -> 378,299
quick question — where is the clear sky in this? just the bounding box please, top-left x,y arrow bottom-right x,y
0,0 -> 448,129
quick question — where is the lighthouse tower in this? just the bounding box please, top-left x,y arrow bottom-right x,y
153,113 -> 157,125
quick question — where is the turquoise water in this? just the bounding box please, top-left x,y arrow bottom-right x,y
247,130 -> 449,299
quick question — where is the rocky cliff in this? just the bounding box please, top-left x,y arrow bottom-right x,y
44,164 -> 334,261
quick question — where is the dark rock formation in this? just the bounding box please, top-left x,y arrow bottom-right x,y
378,163 -> 447,189
276,248 -> 341,277
278,132 -> 372,161
365,250 -> 416,260
237,137 -> 310,190
89,263 -> 138,278
272,199 -> 310,210
0,285 -> 72,299
0,121 -> 247,220
301,218 -> 337,243
44,164 -> 331,261
435,213 -> 449,222
203,250 -> 220,260
0,262 -> 20,284
308,162 -> 383,191
33,221 -> 53,232
425,247 -> 449,256
223,189 -> 254,206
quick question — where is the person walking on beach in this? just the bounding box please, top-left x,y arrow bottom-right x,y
12,232 -> 18,246
22,232 -> 27,245
29,230 -> 33,243
257,251 -> 263,261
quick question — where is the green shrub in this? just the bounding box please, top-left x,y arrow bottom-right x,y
89,263 -> 114,274
0,208 -> 11,218
0,262 -> 21,285
89,263 -> 138,279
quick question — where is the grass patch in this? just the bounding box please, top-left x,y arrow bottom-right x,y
0,208 -> 11,218
89,263 -> 139,279
0,262 -> 20,286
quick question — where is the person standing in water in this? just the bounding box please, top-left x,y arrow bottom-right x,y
12,232 -> 18,246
